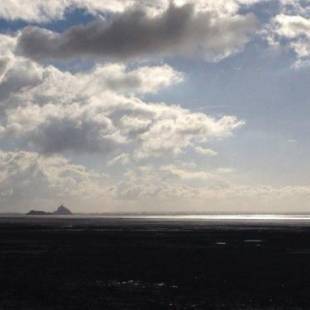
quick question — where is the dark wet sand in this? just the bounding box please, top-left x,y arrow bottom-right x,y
1,217 -> 310,309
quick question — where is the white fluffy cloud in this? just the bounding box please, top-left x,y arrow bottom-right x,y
0,0 -> 137,22
0,93 -> 244,156
268,2 -> 310,64
0,150 -> 111,211
0,33 -> 243,159
0,49 -> 183,108
0,0 -> 263,22
83,64 -> 184,95
270,14 -> 310,59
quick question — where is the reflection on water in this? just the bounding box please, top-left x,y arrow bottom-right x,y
3,214 -> 310,221
113,214 -> 310,221
2,214 -> 310,229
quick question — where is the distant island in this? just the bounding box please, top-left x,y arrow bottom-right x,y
27,205 -> 73,216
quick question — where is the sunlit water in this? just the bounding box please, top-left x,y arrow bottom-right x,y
3,214 -> 310,220
111,214 -> 310,221
2,214 -> 310,226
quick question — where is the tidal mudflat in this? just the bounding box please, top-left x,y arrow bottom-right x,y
0,216 -> 310,309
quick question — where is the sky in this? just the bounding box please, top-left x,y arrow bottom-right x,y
0,0 -> 310,213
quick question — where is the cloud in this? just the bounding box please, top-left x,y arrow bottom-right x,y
0,150 -> 110,211
128,106 -> 244,158
176,0 -> 265,15
0,37 -> 243,158
17,3 -> 259,62
0,0 -> 138,22
272,14 -> 310,39
1,151 -> 310,213
87,64 -> 184,95
1,1 -> 309,214
267,1 -> 310,64
115,163 -> 232,203
160,164 -> 215,181
0,0 -> 264,22
0,93 -> 244,157
114,164 -> 310,213
269,14 -> 310,62
278,0 -> 310,16
1,101 -> 127,154
0,58 -> 42,103
107,153 -> 131,166
0,29 -> 246,213
6,63 -> 182,105
0,36 -> 183,108
0,57 -> 11,82
194,146 -> 218,156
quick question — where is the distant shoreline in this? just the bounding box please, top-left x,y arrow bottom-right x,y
2,212 -> 310,217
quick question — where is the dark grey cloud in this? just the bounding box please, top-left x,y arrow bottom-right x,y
17,4 -> 259,62
31,117 -> 121,154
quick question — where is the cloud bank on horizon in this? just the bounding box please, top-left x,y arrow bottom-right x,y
0,0 -> 310,213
